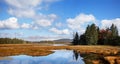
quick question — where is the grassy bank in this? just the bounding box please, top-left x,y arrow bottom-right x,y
0,44 -> 120,64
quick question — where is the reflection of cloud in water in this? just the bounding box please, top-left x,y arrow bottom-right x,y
49,50 -> 73,59
0,50 -> 84,64
39,61 -> 52,64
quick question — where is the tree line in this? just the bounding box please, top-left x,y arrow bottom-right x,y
72,24 -> 120,46
0,38 -> 26,44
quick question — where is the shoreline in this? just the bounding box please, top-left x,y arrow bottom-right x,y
0,44 -> 120,64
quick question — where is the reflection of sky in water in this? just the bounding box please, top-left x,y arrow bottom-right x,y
0,50 -> 84,64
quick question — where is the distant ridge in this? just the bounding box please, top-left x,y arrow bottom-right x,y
54,39 -> 72,43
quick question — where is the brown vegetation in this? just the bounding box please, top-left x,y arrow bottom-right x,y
0,44 -> 120,64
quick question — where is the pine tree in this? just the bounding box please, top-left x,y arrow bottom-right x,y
110,24 -> 118,37
85,25 -> 91,44
85,24 -> 98,45
79,34 -> 87,45
90,24 -> 98,45
72,32 -> 79,45
108,24 -> 119,45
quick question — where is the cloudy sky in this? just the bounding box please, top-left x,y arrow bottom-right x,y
0,0 -> 120,41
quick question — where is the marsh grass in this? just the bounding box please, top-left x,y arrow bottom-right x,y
0,44 -> 120,64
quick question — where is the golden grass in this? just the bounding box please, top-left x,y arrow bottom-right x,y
0,44 -> 119,56
0,44 -> 120,64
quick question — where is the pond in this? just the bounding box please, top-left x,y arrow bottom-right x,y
0,50 -> 85,64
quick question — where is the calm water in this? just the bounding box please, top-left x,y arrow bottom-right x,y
0,50 -> 85,64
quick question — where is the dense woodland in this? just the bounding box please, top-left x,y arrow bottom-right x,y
0,38 -> 26,44
72,24 -> 120,46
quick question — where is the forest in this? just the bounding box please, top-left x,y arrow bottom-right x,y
72,24 -> 120,46
0,38 -> 26,44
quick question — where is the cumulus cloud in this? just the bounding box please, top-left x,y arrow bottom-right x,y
67,13 -> 96,29
5,0 -> 42,18
48,14 -> 58,21
0,17 -> 38,29
49,27 -> 70,35
67,13 -> 96,34
0,17 -> 20,29
8,9 -> 36,18
5,0 -> 61,9
101,18 -> 120,34
24,36 -> 56,41
5,0 -> 41,9
24,35 -> 70,41
35,14 -> 57,27
36,19 -> 52,27
0,16 -> 56,30
5,0 -> 59,28
21,23 -> 31,29
101,18 -> 120,28
5,0 -> 60,18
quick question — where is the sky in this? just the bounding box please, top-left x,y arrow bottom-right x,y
0,0 -> 120,41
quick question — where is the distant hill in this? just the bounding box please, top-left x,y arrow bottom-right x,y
32,39 -> 72,44
54,39 -> 72,43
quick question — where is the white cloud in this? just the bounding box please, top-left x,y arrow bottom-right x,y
35,14 -> 57,27
62,29 -> 70,35
24,36 -> 55,41
0,17 -> 37,29
67,13 -> 96,30
36,19 -> 52,27
101,18 -> 120,28
49,27 -> 70,35
5,0 -> 59,29
10,0 -> 58,8
67,13 -> 96,34
8,9 -> 36,18
21,23 -> 31,29
48,14 -> 58,21
101,18 -> 120,34
5,0 -> 42,9
0,17 -> 19,29
5,0 -> 42,18
21,22 -> 41,29
24,35 -> 71,41
5,0 -> 60,18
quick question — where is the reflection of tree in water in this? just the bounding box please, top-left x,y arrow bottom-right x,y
73,50 -> 79,60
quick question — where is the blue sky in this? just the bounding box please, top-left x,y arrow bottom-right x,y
0,0 -> 120,41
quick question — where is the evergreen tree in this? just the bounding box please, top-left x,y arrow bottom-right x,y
110,24 -> 118,37
108,24 -> 119,45
72,32 -> 79,45
90,24 -> 98,45
85,24 -> 98,45
85,25 -> 91,44
79,34 -> 87,45
72,23 -> 120,46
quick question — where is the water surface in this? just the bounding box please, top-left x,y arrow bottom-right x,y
0,50 -> 84,64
